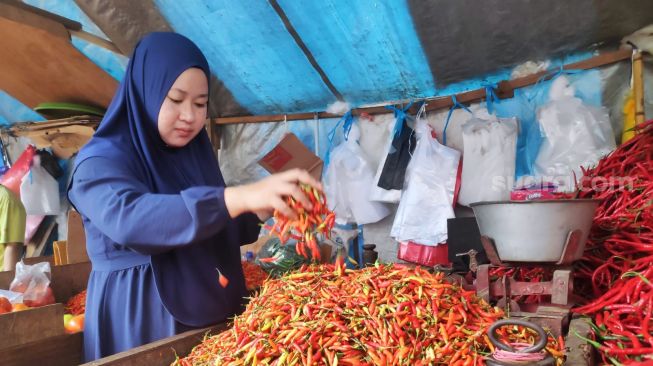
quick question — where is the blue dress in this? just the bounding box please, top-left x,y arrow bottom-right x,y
69,157 -> 260,361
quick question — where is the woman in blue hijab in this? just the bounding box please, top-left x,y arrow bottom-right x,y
68,32 -> 319,361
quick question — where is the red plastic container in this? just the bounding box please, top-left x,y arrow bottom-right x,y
397,241 -> 449,266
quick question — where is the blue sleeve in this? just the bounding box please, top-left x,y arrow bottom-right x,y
68,157 -> 232,254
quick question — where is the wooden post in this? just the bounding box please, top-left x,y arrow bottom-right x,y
632,50 -> 645,125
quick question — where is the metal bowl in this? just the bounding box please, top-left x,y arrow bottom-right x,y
469,199 -> 600,263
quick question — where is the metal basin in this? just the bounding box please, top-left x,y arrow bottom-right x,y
470,199 -> 600,263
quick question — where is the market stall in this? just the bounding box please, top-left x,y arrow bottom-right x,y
2,1 -> 653,365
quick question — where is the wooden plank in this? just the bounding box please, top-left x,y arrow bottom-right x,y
66,210 -> 89,264
214,49 -> 632,125
69,29 -> 123,55
83,324 -> 228,366
23,255 -> 55,266
0,8 -> 118,110
8,115 -> 101,133
3,332 -> 83,366
565,316 -> 596,366
0,2 -> 70,39
0,1 -> 82,32
0,303 -> 65,349
633,51 -> 645,124
50,261 -> 91,303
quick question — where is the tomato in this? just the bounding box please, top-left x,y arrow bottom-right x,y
0,297 -> 12,314
65,314 -> 85,334
24,286 -> 55,308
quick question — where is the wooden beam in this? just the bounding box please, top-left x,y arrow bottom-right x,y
0,12 -> 118,109
0,1 -> 70,39
69,29 -> 124,55
1,0 -> 82,31
83,324 -> 228,366
214,48 -> 632,125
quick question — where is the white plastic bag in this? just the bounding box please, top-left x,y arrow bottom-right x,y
9,261 -> 55,307
325,123 -> 390,225
458,109 -> 518,206
534,76 -> 616,191
20,155 -> 60,215
391,111 -> 461,245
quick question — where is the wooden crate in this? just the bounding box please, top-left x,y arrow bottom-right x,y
83,323 -> 228,366
0,303 -> 65,349
0,261 -> 91,359
3,331 -> 83,366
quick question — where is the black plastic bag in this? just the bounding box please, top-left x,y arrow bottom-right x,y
377,107 -> 416,190
37,150 -> 63,179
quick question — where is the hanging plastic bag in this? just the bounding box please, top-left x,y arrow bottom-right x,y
20,155 -> 61,215
458,109 -> 518,206
370,103 -> 416,203
324,119 -> 390,225
0,145 -> 36,197
391,106 -> 461,245
9,261 -> 56,307
534,76 -> 616,191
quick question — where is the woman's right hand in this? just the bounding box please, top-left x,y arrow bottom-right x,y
224,169 -> 322,219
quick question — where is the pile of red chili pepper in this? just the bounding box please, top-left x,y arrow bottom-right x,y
64,289 -> 86,316
267,184 -> 335,261
175,263 -> 564,365
572,120 -> 653,364
242,261 -> 268,291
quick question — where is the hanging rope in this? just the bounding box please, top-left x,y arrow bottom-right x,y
484,83 -> 500,115
384,101 -> 414,139
442,95 -> 472,146
324,110 -> 354,167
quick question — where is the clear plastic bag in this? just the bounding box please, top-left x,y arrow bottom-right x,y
254,237 -> 312,277
20,155 -> 61,215
534,76 -> 616,191
9,261 -> 55,307
458,109 -> 518,206
391,111 -> 461,245
324,123 -> 390,225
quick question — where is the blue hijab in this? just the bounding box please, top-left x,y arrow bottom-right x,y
75,32 -> 221,191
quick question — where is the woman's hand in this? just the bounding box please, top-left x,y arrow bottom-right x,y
224,169 -> 322,219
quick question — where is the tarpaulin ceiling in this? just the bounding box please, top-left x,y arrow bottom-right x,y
1,0 -> 652,123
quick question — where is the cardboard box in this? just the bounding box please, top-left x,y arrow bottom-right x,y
66,210 -> 88,264
259,133 -> 323,180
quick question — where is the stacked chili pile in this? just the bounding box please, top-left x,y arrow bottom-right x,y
573,120 -> 653,364
65,289 -> 86,316
267,184 -> 335,260
175,263 -> 564,365
242,261 -> 268,291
